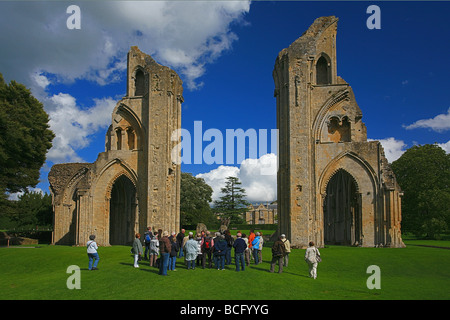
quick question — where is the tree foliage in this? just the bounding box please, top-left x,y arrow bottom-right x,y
180,172 -> 216,227
391,144 -> 450,239
0,73 -> 54,198
213,176 -> 250,224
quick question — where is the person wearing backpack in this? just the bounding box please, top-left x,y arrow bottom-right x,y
143,226 -> 153,261
201,231 -> 214,269
251,232 -> 261,265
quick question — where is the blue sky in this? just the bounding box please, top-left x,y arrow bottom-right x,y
1,1 -> 449,202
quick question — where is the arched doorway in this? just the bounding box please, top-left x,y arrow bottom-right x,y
109,175 -> 137,245
323,169 -> 361,245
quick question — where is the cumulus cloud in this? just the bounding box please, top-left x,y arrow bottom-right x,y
0,1 -> 250,163
438,140 -> 450,153
403,107 -> 450,132
0,1 -> 250,89
368,137 -> 407,163
44,92 -> 117,163
196,153 -> 277,204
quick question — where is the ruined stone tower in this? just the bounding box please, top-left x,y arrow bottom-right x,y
49,47 -> 183,245
273,17 -> 404,248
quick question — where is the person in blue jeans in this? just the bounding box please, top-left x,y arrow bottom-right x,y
86,235 -> 99,270
252,232 -> 261,265
214,234 -> 227,270
158,231 -> 172,276
169,233 -> 179,271
233,232 -> 247,271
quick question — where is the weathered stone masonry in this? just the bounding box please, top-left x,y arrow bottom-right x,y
49,47 -> 182,245
50,17 -> 404,248
273,16 -> 404,248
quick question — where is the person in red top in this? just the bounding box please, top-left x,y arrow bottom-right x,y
248,229 -> 255,262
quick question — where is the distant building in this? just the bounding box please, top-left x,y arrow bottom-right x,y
245,202 -> 277,225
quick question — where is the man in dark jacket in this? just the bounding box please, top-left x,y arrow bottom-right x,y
213,234 -> 227,270
270,236 -> 286,273
233,232 -> 247,271
176,229 -> 185,258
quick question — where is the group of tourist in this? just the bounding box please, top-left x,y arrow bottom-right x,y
86,228 -> 321,278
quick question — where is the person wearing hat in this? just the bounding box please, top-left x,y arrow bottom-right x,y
86,235 -> 99,271
281,234 -> 291,267
159,231 -> 172,275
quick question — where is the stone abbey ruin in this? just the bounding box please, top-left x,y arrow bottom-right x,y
49,16 -> 404,248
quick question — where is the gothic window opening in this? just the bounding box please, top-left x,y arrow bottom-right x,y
316,56 -> 331,85
327,116 -> 351,142
127,128 -> 135,150
323,169 -> 361,246
116,128 -> 122,150
134,69 -> 145,96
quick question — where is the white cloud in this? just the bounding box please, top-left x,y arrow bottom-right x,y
0,1 -> 250,163
45,93 -> 117,163
403,107 -> 450,132
0,1 -> 250,90
438,140 -> 450,153
8,187 -> 44,201
368,137 -> 407,163
196,153 -> 277,204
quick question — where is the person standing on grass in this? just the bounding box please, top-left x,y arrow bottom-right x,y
270,236 -> 286,273
258,231 -> 264,263
304,241 -> 321,279
214,234 -> 227,270
176,229 -> 185,258
251,232 -> 261,265
201,231 -> 214,269
158,231 -> 172,276
143,226 -> 153,261
87,235 -> 99,271
248,229 -> 255,261
184,232 -> 198,270
242,233 -> 251,266
149,234 -> 159,267
281,234 -> 291,267
132,233 -> 144,268
169,233 -> 179,271
224,229 -> 233,265
233,232 -> 247,271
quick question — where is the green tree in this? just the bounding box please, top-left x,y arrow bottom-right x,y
213,176 -> 250,224
391,144 -> 450,239
180,172 -> 216,227
0,73 -> 54,199
10,191 -> 53,229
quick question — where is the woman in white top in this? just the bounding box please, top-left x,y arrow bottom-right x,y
87,235 -> 99,271
304,241 -> 320,279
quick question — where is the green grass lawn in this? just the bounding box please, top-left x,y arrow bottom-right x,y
1,240 -> 449,300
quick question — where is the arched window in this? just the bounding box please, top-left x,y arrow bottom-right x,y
134,69 -> 145,96
127,128 -> 135,150
116,128 -> 122,150
316,56 -> 331,85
